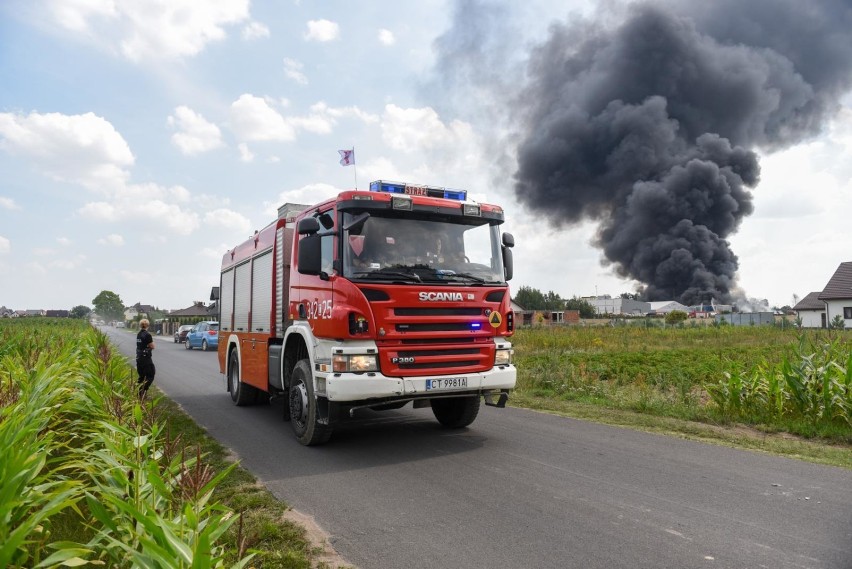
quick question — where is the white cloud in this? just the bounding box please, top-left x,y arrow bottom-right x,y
378,29 -> 395,45
202,245 -> 229,259
262,183 -> 341,217
0,111 -> 134,191
98,233 -> 125,246
312,102 -> 379,124
304,19 -> 339,42
34,247 -> 55,256
48,0 -> 251,61
242,21 -> 269,40
283,58 -> 308,85
26,261 -> 47,275
204,208 -> 252,233
57,237 -> 71,246
167,106 -> 225,156
238,143 -> 254,162
0,236 -> 9,254
78,183 -> 200,234
120,269 -> 148,281
0,197 -> 21,210
377,104 -> 485,182
230,94 -> 296,142
229,95 -> 378,143
51,256 -> 86,270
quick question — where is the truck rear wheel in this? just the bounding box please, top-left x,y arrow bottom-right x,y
431,396 -> 480,428
288,359 -> 332,446
228,351 -> 256,406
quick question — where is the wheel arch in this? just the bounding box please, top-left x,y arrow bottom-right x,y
224,334 -> 242,392
282,326 -> 313,390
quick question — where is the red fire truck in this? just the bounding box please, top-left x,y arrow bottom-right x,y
217,180 -> 516,445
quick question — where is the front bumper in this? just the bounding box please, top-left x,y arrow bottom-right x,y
322,364 -> 516,402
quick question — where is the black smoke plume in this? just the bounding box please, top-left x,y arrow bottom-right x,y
433,0 -> 852,305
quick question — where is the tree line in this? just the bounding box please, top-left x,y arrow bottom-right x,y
513,286 -> 597,318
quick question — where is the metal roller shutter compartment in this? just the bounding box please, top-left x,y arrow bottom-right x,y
220,268 -> 234,332
233,261 -> 251,332
251,251 -> 273,333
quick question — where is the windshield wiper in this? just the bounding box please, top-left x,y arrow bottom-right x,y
352,270 -> 422,283
438,272 -> 491,284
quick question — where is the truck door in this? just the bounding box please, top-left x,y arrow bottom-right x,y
293,208 -> 337,338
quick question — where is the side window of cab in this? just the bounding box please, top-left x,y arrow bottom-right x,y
318,210 -> 335,275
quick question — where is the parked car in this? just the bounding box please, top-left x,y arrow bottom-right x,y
185,321 -> 219,351
174,324 -> 194,344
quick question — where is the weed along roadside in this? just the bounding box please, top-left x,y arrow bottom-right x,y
510,324 -> 852,469
3,320 -> 849,567
0,318 -> 347,568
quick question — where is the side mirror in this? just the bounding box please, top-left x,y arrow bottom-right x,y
503,247 -> 513,281
298,234 -> 322,275
501,233 -> 514,281
298,217 -> 321,235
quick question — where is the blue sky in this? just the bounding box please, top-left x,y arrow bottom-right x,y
1,0 -> 851,312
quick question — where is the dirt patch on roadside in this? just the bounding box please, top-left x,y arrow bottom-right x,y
282,508 -> 354,569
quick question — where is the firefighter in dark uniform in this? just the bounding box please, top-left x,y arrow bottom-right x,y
136,318 -> 156,397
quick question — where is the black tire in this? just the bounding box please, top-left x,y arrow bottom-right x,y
228,351 -> 256,406
174,336 -> 178,344
185,339 -> 192,350
431,396 -> 480,428
202,339 -> 208,351
288,359 -> 332,446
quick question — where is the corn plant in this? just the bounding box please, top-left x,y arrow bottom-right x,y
0,355 -> 83,567
706,334 -> 852,427
0,320 -> 253,568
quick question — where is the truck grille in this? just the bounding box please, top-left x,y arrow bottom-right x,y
377,301 -> 496,376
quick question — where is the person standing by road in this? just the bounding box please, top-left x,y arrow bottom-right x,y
136,318 -> 156,398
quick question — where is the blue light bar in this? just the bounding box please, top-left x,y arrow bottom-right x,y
471,322 -> 482,330
369,180 -> 467,201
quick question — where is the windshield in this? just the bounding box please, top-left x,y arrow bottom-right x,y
342,212 -> 505,284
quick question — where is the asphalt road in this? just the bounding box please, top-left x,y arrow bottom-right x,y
105,327 -> 852,569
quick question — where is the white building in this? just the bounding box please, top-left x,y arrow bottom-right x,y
793,291 -> 825,328
818,262 -> 852,328
648,301 -> 688,314
591,296 -> 650,316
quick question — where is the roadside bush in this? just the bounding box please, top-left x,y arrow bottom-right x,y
665,310 -> 688,325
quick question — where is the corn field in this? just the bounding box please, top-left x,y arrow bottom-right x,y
0,319 -> 251,568
706,334 -> 852,427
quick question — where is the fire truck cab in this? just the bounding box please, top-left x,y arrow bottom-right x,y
218,180 -> 516,445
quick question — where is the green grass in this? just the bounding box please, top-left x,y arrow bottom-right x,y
511,325 -> 852,467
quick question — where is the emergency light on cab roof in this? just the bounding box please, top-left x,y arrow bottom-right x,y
369,180 -> 467,201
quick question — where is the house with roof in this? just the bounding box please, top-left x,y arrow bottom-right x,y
793,292 -> 825,328
818,261 -> 852,328
124,302 -> 156,321
169,302 -> 214,321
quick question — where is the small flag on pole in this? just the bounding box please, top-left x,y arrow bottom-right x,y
338,148 -> 355,166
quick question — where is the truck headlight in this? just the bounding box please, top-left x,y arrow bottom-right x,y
333,354 -> 378,373
494,349 -> 513,366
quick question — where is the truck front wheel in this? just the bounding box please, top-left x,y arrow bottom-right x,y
288,359 -> 332,446
431,396 -> 480,428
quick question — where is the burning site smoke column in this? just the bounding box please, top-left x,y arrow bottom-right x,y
512,1 -> 852,305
